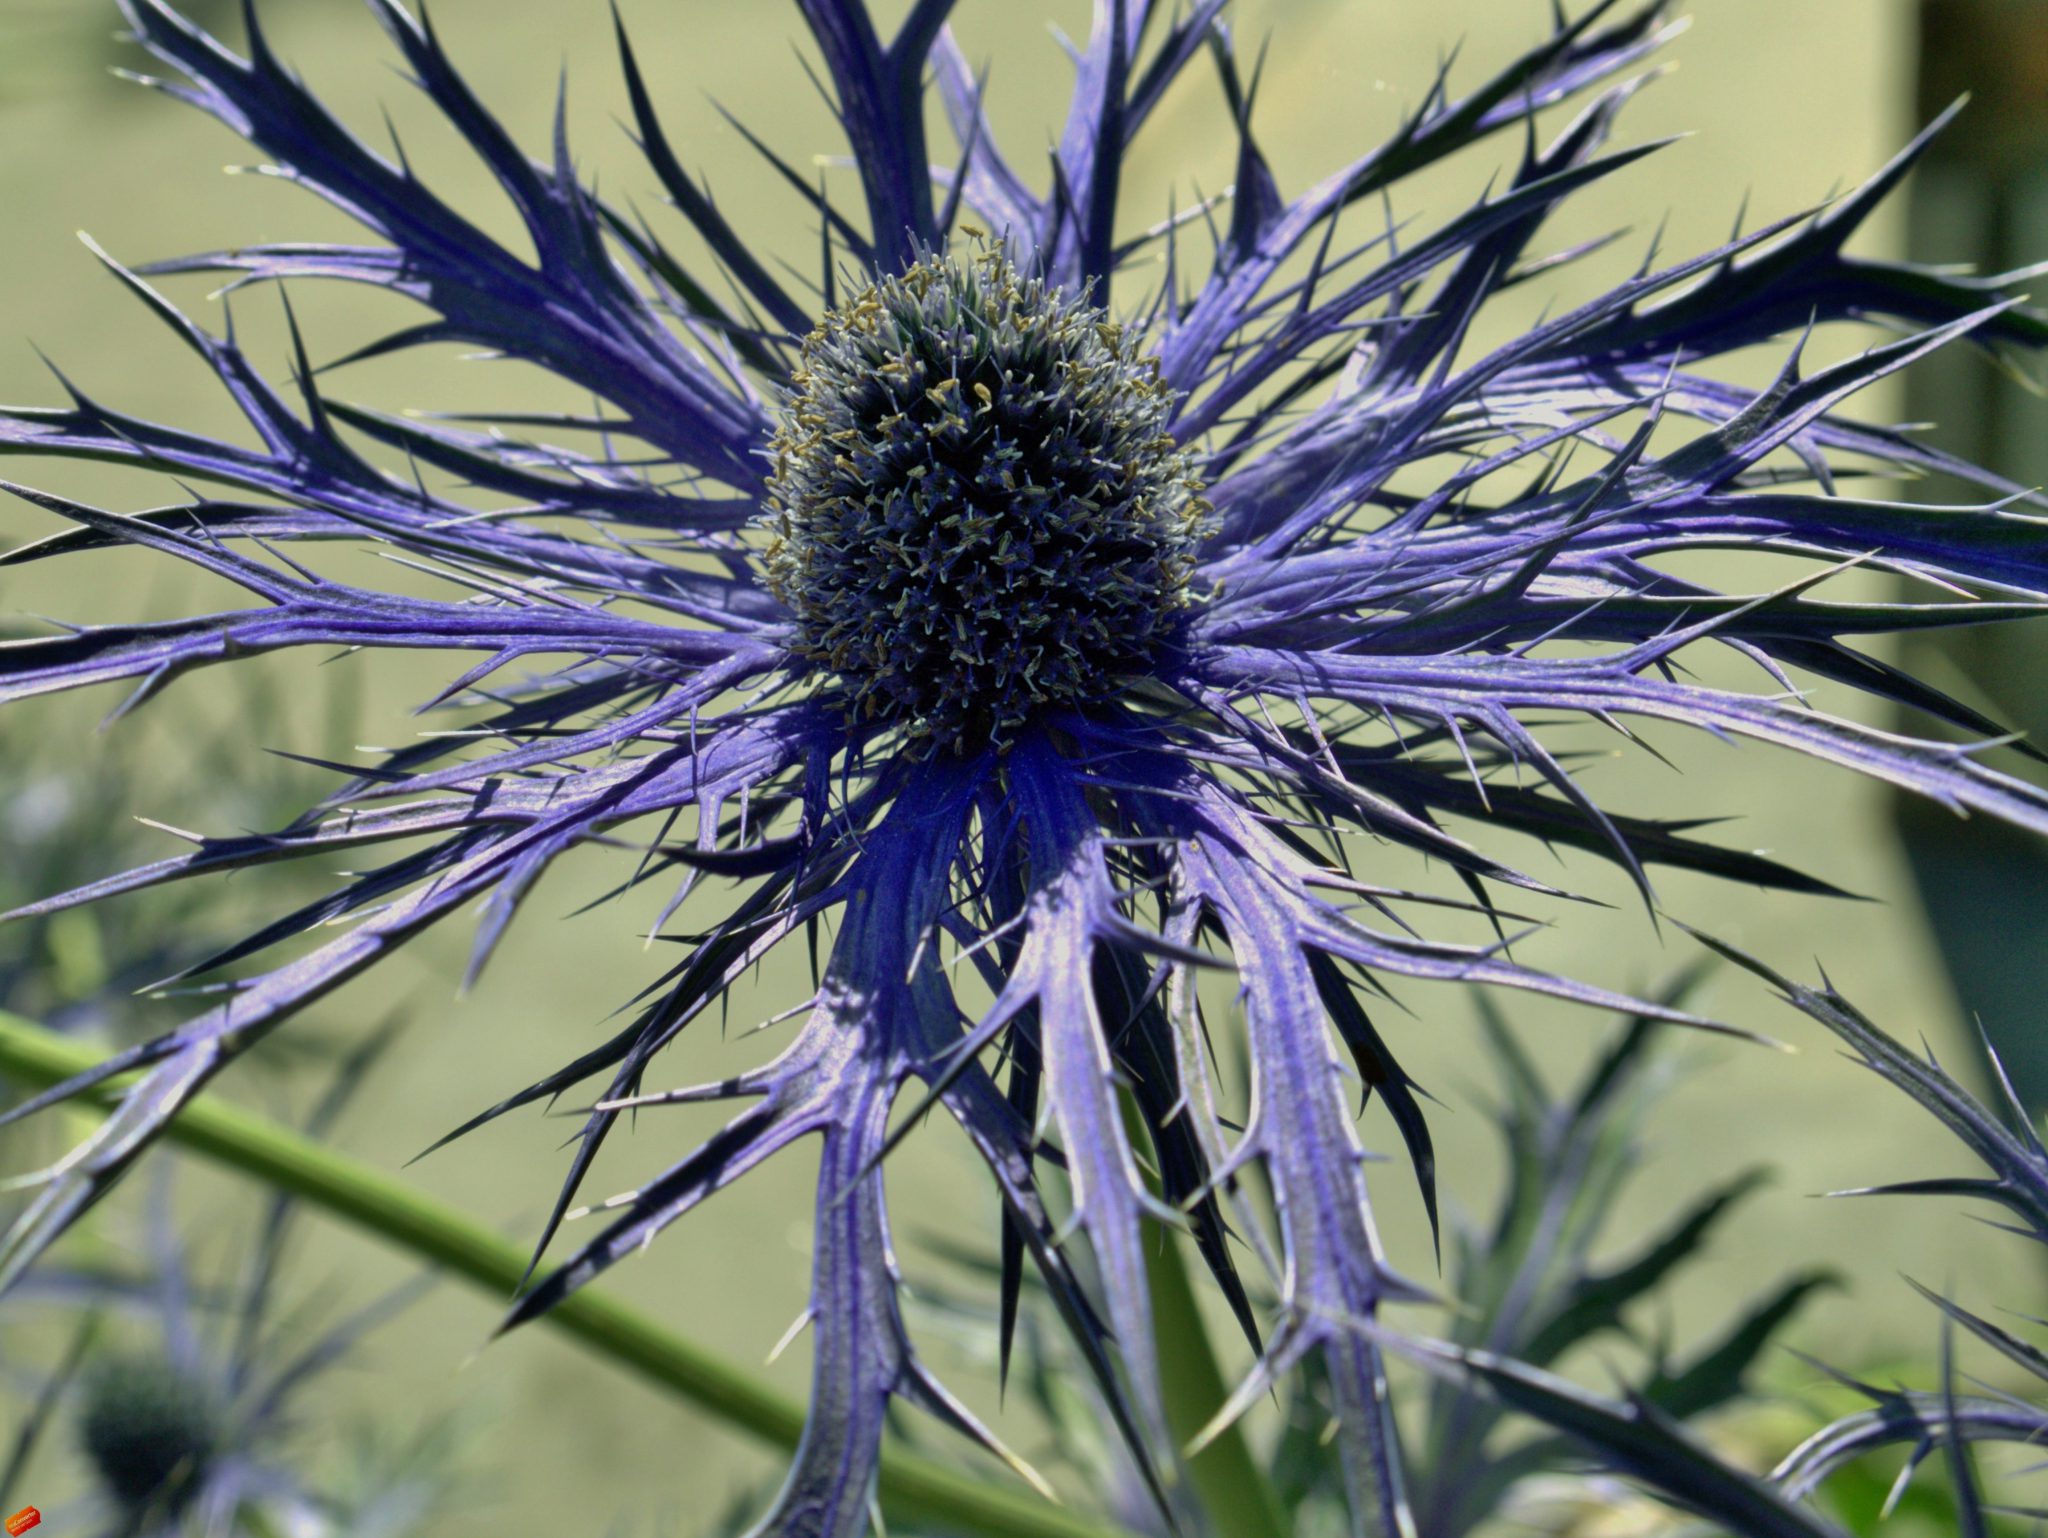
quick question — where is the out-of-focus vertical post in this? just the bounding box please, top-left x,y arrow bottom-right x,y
1899,0 -> 2048,1103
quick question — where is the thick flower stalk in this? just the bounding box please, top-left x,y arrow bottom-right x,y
3,3 -> 2048,1535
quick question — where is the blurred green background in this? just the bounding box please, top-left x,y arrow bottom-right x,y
1,1 -> 2044,1533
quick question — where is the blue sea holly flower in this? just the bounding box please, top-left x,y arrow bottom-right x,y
4,2 -> 2048,1534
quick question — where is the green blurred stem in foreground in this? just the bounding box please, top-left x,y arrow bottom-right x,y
1146,1222 -> 1288,1538
1122,1090 -> 1287,1538
0,1012 -> 1122,1538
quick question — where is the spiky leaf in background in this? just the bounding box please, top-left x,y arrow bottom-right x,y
0,1032 -> 467,1537
1402,987 -> 1834,1536
1709,942 -> 2048,1530
3,2 -> 2048,1534
1387,948 -> 2048,1534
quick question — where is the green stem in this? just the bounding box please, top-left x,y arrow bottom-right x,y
1145,1225 -> 1289,1538
0,1013 -> 1124,1538
1118,1094 -> 1286,1538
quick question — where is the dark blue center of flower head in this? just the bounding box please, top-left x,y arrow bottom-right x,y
78,1356 -> 224,1513
764,244 -> 1207,753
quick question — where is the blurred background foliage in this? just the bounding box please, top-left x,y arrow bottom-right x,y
1,1 -> 2045,1533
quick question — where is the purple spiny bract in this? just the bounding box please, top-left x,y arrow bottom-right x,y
2,3 -> 2048,1536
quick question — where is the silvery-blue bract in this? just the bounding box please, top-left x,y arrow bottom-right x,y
4,3 -> 2048,1535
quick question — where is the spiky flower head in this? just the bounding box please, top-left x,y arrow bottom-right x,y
77,1354 -> 226,1516
3,3 -> 2048,1536
766,241 -> 1206,751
